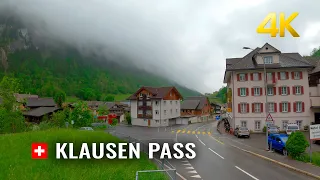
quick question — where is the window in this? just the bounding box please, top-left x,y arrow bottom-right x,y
239,73 -> 246,81
155,120 -> 159,123
264,56 -> 273,64
253,87 -> 260,96
296,102 -> 302,112
267,87 -> 273,95
255,121 -> 261,130
267,72 -> 272,81
155,110 -> 159,115
240,88 -> 246,96
170,101 -> 172,105
294,72 -> 300,79
146,110 -> 152,115
176,101 -> 178,105
254,103 -> 261,113
241,121 -> 247,127
138,110 -> 142,114
155,101 -> 158,105
281,86 -> 287,95
296,120 -> 302,129
281,102 -> 288,112
176,109 -> 178,113
170,109 -> 172,114
295,86 -> 301,95
164,110 -> 166,115
282,120 -> 289,130
253,73 -> 259,81
280,72 -> 286,80
147,101 -> 151,106
268,103 -> 275,112
138,101 -> 143,106
240,103 -> 247,113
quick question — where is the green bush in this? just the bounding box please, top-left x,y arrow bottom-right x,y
0,108 -> 26,134
111,118 -> 118,126
52,110 -> 67,127
39,121 -> 54,130
286,131 -> 309,158
262,126 -> 266,132
125,112 -> 131,125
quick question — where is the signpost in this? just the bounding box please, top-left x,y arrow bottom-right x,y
216,115 -> 221,121
309,124 -> 320,162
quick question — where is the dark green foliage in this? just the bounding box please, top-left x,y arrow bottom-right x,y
263,126 -> 266,132
98,104 -> 109,115
208,86 -> 227,104
54,90 -> 66,107
286,131 -> 309,158
71,101 -> 93,127
125,112 -> 131,125
111,118 -> 118,126
311,47 -> 320,57
104,94 -> 115,101
0,108 -> 26,133
52,110 -> 67,127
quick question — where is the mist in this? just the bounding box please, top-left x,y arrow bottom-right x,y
1,0 -> 320,93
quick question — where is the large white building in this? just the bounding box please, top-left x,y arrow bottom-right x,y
128,86 -> 183,127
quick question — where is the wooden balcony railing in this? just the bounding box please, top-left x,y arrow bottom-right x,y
137,114 -> 153,118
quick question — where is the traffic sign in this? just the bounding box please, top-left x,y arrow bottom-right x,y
265,113 -> 274,122
216,115 -> 221,120
227,108 -> 232,112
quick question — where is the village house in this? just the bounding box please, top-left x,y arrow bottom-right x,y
210,102 -> 222,114
180,96 -> 212,123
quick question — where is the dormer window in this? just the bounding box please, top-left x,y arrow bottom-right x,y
264,56 -> 273,64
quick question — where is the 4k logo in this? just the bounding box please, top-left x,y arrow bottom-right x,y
257,12 -> 300,38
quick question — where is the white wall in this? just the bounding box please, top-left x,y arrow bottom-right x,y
130,100 -> 137,118
152,99 -> 180,120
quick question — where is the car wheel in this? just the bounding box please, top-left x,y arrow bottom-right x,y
282,148 -> 288,156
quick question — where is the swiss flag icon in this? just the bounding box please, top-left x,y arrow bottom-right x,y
31,143 -> 48,159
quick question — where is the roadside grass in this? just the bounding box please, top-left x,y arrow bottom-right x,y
295,152 -> 320,167
0,129 -> 167,180
114,94 -> 131,101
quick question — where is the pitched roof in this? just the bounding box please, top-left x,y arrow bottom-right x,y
304,56 -> 320,74
181,96 -> 209,110
14,93 -> 38,103
127,86 -> 182,100
23,107 -> 60,117
26,97 -> 56,107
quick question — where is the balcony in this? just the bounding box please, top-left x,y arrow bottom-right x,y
138,106 -> 152,110
137,114 -> 153,118
310,96 -> 320,107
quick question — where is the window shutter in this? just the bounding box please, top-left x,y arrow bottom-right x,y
300,71 -> 303,79
288,102 -> 291,112
252,103 -> 254,113
260,103 -> 263,113
285,72 -> 289,79
251,88 -> 254,96
238,104 -> 241,113
245,74 -> 248,81
291,72 -> 294,79
293,86 -> 295,95
277,72 -> 281,80
272,72 -> 276,83
273,87 -> 276,95
279,103 -> 282,112
238,88 -> 240,96
246,103 -> 249,113
246,88 -> 249,96
274,103 -> 277,112
250,73 -> 253,81
301,86 -> 304,94
287,87 -> 290,95
259,73 -> 262,80
302,102 -> 305,112
237,74 -> 240,81
278,87 -> 282,95
260,88 -> 262,96
293,102 -> 296,112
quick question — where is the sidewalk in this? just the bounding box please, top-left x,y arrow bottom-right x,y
216,125 -> 320,177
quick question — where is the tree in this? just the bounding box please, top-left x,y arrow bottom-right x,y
52,110 -> 67,127
0,76 -> 21,111
104,95 -> 115,101
125,112 -> 131,125
286,131 -> 309,158
98,105 -> 109,115
54,90 -> 66,107
71,101 -> 93,127
311,47 -> 320,57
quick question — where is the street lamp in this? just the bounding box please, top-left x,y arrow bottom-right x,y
243,46 -> 269,151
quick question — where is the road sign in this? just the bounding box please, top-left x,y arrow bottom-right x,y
310,124 -> 320,140
266,121 -> 274,126
227,108 -> 232,112
216,115 -> 220,120
265,113 -> 274,122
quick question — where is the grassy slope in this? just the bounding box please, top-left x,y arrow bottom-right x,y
0,129 -> 166,180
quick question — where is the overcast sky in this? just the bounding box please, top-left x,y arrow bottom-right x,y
1,0 -> 320,93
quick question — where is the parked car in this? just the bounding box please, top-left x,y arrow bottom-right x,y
79,127 -> 94,131
268,133 -> 288,155
234,127 -> 250,138
268,125 -> 280,134
286,123 -> 299,135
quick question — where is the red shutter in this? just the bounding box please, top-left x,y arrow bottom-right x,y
287,87 -> 290,95
250,73 -> 253,81
279,87 -> 282,95
238,88 -> 240,96
237,74 -> 240,81
246,88 -> 249,96
238,104 -> 241,113
273,87 -> 276,95
260,88 -> 262,96
286,72 -> 289,79
246,103 -> 249,113
302,102 -> 305,112
272,72 -> 276,83
293,102 -> 296,112
293,86 -> 295,95
279,103 -> 282,112
245,74 -> 248,81
252,103 -> 255,112
274,103 -> 277,112
259,73 -> 262,80
288,102 -> 291,112
301,86 -> 304,94
300,72 -> 303,79
291,72 -> 294,79
251,88 -> 254,96
277,72 -> 281,80
260,103 -> 263,113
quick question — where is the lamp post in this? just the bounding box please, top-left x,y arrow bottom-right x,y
243,47 -> 269,151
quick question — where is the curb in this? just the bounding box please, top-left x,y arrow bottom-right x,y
229,144 -> 320,180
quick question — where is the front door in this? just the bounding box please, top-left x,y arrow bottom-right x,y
148,120 -> 151,127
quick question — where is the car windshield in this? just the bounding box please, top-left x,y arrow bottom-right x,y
269,127 -> 277,129
280,136 -> 288,143
288,126 -> 298,130
240,127 -> 248,130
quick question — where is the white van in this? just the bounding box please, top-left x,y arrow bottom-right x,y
286,123 -> 299,135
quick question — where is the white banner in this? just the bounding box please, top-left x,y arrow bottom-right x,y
310,124 -> 320,140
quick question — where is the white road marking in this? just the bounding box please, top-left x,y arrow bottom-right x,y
181,160 -> 189,163
208,148 -> 224,159
185,167 -> 194,170
183,163 -> 192,166
235,166 -> 259,180
198,139 -> 206,146
195,135 -> 198,138
190,174 -> 202,178
188,170 -> 197,173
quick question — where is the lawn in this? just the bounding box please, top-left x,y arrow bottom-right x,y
296,152 -> 320,167
0,129 -> 167,180
114,94 -> 131,101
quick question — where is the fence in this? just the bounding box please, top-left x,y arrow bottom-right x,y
109,131 -> 177,180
